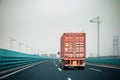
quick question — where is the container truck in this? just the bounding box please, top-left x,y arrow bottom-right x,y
60,33 -> 86,70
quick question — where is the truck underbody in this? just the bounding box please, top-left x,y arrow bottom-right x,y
61,58 -> 85,70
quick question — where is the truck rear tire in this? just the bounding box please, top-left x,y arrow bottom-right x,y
61,65 -> 64,70
61,65 -> 68,70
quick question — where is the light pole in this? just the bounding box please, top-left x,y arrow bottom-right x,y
90,16 -> 101,57
10,38 -> 16,50
19,42 -> 23,51
26,45 -> 30,53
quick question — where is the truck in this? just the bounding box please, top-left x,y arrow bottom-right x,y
60,33 -> 86,70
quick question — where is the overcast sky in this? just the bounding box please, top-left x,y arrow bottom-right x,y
0,0 -> 120,57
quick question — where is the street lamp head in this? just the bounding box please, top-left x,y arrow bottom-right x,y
90,20 -> 93,22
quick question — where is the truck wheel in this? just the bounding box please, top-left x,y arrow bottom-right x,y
81,67 -> 85,70
78,67 -> 85,70
62,66 -> 67,70
61,65 -> 65,70
64,66 -> 67,70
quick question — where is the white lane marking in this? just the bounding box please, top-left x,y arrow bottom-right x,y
67,77 -> 72,80
53,60 -> 57,67
0,61 -> 46,79
89,67 -> 101,72
58,67 -> 62,71
87,63 -> 120,70
59,60 -> 61,62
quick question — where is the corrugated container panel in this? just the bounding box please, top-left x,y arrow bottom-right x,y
60,33 -> 86,58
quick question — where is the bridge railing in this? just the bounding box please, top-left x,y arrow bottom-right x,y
86,57 -> 120,65
0,48 -> 49,72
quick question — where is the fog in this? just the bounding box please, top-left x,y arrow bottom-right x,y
0,0 -> 120,57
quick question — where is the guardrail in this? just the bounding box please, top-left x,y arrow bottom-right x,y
86,57 -> 120,65
0,48 -> 49,73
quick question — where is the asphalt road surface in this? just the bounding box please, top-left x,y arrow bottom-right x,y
0,60 -> 120,80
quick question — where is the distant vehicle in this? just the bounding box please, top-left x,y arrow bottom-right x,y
60,33 -> 86,70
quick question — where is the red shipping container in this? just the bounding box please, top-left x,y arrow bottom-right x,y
60,33 -> 86,70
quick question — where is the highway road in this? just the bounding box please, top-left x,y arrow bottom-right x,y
0,60 -> 120,80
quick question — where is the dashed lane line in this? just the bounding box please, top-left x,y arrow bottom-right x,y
59,60 -> 61,62
53,60 -> 58,67
54,61 -> 61,71
58,67 -> 62,71
67,77 -> 72,80
89,67 -> 102,72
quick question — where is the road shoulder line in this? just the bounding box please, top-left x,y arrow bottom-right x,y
89,67 -> 101,72
0,61 -> 46,79
87,63 -> 120,70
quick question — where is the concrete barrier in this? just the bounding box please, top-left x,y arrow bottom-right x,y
0,48 -> 50,73
86,57 -> 120,65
